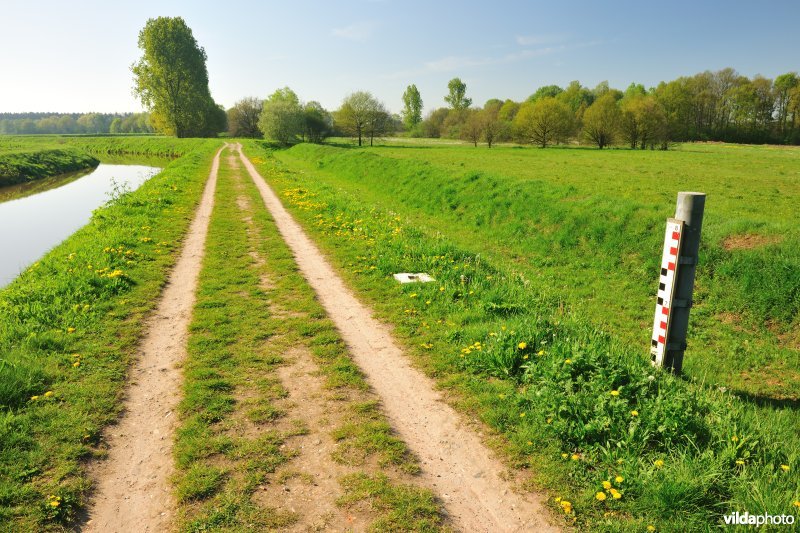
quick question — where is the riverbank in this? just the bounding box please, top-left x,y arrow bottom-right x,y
0,138 -> 221,530
0,148 -> 99,187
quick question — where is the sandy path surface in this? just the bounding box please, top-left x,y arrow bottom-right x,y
236,144 -> 558,532
84,145 -> 224,533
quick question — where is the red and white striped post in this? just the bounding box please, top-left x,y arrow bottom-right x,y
650,192 -> 705,373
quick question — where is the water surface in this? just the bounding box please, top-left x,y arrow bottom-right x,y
0,164 -> 161,287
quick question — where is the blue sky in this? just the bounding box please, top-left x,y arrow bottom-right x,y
1,0 -> 798,115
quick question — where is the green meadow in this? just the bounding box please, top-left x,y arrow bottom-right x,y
243,139 -> 800,530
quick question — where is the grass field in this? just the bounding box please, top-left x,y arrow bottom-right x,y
279,141 -> 800,402
0,149 -> 99,187
242,139 -> 800,530
0,137 -> 220,530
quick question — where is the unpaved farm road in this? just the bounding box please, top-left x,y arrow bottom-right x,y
236,144 -> 557,532
82,143 -> 557,532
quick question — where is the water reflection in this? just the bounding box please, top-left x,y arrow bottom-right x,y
0,164 -> 161,287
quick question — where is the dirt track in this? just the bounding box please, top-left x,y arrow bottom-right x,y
84,145 -> 223,532
236,144 -> 557,532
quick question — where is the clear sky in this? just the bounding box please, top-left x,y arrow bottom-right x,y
1,0 -> 798,115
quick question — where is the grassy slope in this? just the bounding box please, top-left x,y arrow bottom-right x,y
173,147 -> 444,530
0,138 -> 220,531
0,149 -> 99,187
244,140 -> 800,531
276,142 -> 800,401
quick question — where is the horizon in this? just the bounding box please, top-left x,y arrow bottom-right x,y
1,0 -> 799,115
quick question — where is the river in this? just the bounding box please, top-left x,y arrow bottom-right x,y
0,163 -> 162,287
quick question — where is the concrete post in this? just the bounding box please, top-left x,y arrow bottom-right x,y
663,192 -> 705,373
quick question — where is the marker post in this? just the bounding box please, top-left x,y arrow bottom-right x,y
650,192 -> 705,374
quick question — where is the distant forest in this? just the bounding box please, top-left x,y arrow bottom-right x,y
0,112 -> 153,135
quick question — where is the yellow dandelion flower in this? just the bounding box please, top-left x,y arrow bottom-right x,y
561,453 -> 569,459
793,501 -> 800,508
602,480 -> 612,490
537,350 -> 545,356
780,464 -> 790,472
49,500 -> 60,507
735,460 -> 745,465
565,358 -> 572,364
518,342 -> 527,350
609,488 -> 622,499
520,412 -> 526,418
73,361 -> 80,367
44,391 -> 54,398
560,500 -> 572,514
615,475 -> 624,484
595,491 -> 607,501
731,435 -> 739,442
30,396 -> 39,401
610,390 -> 620,397
571,453 -> 580,461
654,459 -> 664,468
631,410 -> 639,417
409,293 -> 418,298
527,440 -> 533,446
67,327 -> 76,333
546,417 -> 553,424
439,287 -> 445,292
647,526 -> 656,532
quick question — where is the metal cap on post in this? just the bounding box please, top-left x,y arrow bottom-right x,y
664,192 -> 705,373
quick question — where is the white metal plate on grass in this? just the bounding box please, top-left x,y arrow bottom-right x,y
393,273 -> 435,284
651,219 -> 684,367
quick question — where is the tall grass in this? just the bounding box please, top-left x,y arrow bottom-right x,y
0,148 -> 99,187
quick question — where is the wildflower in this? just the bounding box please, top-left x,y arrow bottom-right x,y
409,293 -> 418,298
631,410 -> 639,417
559,500 -> 572,514
564,358 -> 572,364
609,488 -> 622,499
546,417 -> 552,424
67,327 -> 76,334
780,464 -> 790,472
735,460 -> 744,465
561,453 -> 568,459
571,453 -> 580,461
595,491 -> 607,501
425,300 -> 431,305
615,476 -> 624,484
520,412 -> 526,418
647,526 -> 656,532
44,391 -> 54,398
527,440 -> 533,446
537,350 -> 545,356
731,435 -> 739,442
794,501 -> 800,508
518,342 -> 527,350
30,396 -> 40,401
610,390 -> 620,397
654,459 -> 664,468
602,480 -> 612,490
439,287 -> 445,292
73,361 -> 80,367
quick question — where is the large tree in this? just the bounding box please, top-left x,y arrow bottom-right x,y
227,97 -> 262,138
335,91 -> 386,146
132,17 -> 222,138
582,93 -> 621,148
513,97 -> 573,148
258,88 -> 303,145
401,84 -> 423,129
445,78 -> 472,110
303,101 -> 333,143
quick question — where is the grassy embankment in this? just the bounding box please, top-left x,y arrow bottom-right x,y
173,146 -> 444,530
0,137 -> 220,531
245,140 -> 799,531
0,149 -> 99,188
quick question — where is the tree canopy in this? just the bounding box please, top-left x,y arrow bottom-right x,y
258,87 -> 303,145
227,97 -> 262,138
445,78 -> 472,110
401,85 -> 423,129
132,17 -> 223,138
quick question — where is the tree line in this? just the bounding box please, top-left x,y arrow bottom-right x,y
0,112 -> 154,135
412,69 -> 800,148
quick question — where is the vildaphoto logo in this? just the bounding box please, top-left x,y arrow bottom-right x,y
723,511 -> 796,527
